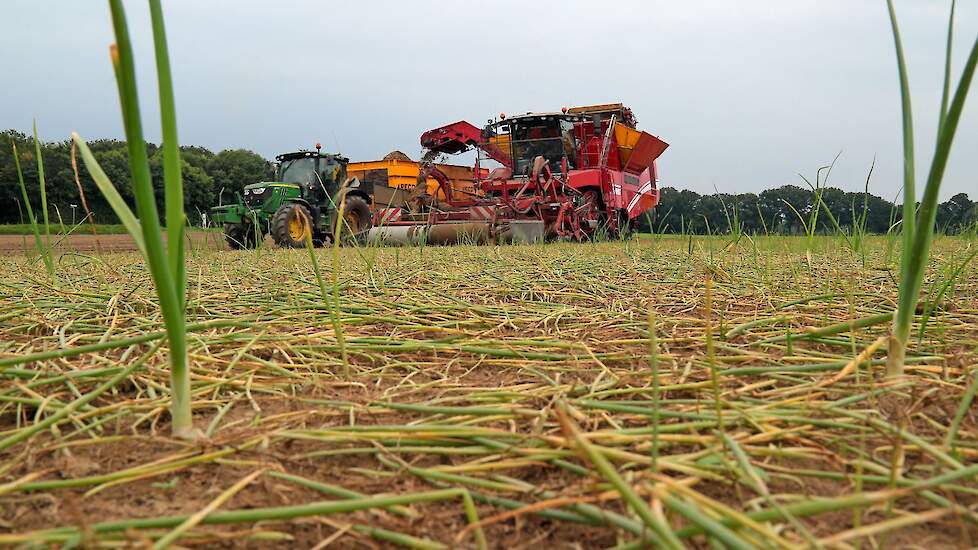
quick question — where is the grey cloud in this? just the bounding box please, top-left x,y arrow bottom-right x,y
2,0 -> 975,199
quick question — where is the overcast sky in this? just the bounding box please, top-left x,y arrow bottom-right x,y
2,0 -> 976,199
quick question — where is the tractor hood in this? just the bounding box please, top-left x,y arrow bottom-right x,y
243,181 -> 294,190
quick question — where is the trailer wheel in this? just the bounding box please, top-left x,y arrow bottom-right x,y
271,203 -> 314,248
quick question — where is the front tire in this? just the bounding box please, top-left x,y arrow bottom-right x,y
224,223 -> 261,250
271,203 -> 314,248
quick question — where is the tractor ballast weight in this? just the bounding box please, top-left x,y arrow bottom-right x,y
368,103 -> 668,245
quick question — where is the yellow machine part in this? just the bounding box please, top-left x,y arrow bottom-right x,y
614,122 -> 642,168
347,159 -> 480,200
567,103 -> 626,117
488,134 -> 511,154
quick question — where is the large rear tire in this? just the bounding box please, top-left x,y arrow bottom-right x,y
337,196 -> 372,244
271,203 -> 314,248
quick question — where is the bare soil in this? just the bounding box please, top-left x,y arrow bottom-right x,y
0,230 -> 228,255
1,238 -> 977,548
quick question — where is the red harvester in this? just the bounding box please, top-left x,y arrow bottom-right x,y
367,103 -> 668,244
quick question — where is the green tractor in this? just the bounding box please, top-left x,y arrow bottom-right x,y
210,145 -> 373,249
210,181 -> 299,249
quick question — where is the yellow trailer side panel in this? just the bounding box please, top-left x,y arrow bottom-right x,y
347,159 -> 482,200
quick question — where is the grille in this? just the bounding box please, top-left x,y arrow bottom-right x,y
243,187 -> 270,207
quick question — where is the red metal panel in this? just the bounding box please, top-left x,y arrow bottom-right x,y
373,208 -> 402,225
623,132 -> 669,174
565,169 -> 605,198
420,121 -> 512,168
625,166 -> 658,219
410,103 -> 668,240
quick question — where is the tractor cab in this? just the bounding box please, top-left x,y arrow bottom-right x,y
275,147 -> 349,202
486,113 -> 582,176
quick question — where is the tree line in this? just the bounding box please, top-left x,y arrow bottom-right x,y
641,185 -> 977,235
1,130 -> 273,225
3,129 -> 975,234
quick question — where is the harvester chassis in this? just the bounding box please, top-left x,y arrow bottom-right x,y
369,105 -> 667,246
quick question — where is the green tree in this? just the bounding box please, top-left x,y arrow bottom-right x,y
1,131 -> 272,224
654,187 -> 701,233
150,149 -> 215,225
732,192 -> 762,234
937,193 -> 976,233
208,149 -> 274,206
816,187 -> 850,233
0,131 -> 31,223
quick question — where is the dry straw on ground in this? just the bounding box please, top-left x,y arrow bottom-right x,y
0,235 -> 976,548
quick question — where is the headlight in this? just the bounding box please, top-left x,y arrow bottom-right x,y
251,187 -> 265,194
243,189 -> 249,195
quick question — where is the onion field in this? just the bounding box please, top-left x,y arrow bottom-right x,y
1,236 -> 977,548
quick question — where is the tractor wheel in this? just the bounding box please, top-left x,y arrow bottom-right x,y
224,223 -> 251,250
244,225 -> 264,248
271,203 -> 314,248
336,196 -> 372,244
227,223 -> 263,249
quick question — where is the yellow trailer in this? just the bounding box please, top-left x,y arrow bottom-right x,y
348,151 -> 482,205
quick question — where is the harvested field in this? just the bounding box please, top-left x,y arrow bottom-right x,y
0,231 -> 225,256
1,236 -> 977,548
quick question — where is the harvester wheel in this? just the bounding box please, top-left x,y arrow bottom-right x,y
614,210 -> 635,240
271,203 -> 314,248
224,223 -> 261,250
337,196 -> 372,244
581,190 -> 605,240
